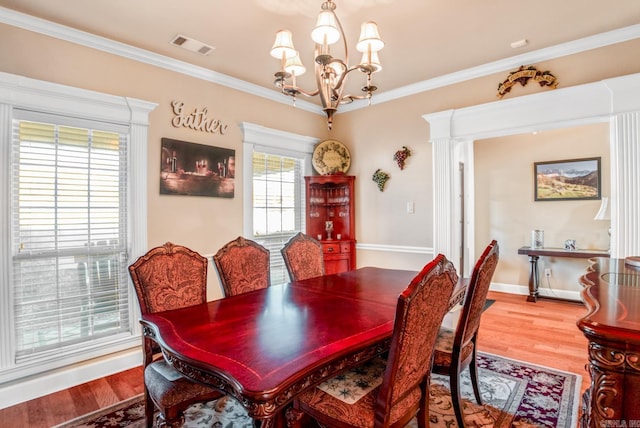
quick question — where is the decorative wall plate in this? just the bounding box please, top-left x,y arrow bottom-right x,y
312,139 -> 351,175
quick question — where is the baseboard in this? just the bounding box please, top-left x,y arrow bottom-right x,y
0,348 -> 142,410
490,282 -> 583,302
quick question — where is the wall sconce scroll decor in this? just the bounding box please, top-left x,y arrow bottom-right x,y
497,65 -> 558,99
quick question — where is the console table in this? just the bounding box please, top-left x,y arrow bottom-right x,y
517,246 -> 610,302
578,257 -> 640,427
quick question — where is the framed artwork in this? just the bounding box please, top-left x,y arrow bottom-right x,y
534,157 -> 601,201
160,138 -> 235,198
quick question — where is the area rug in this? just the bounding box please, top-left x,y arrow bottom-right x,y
53,352 -> 580,428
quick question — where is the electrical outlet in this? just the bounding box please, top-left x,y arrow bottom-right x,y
544,268 -> 551,278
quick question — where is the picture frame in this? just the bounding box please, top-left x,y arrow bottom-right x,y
160,138 -> 235,198
534,157 -> 601,201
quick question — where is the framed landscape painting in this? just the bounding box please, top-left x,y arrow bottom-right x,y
534,157 -> 601,201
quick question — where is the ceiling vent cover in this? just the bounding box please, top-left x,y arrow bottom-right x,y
170,34 -> 214,56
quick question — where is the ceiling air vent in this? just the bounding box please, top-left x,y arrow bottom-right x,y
170,34 -> 214,56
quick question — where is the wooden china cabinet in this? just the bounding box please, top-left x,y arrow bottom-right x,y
305,175 -> 355,275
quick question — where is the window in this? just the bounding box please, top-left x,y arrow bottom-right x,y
241,123 -> 316,285
252,151 -> 304,284
0,72 -> 155,384
12,114 -> 129,360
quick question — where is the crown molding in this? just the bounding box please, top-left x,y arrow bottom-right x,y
342,24 -> 640,111
0,6 -> 322,116
2,6 -> 639,113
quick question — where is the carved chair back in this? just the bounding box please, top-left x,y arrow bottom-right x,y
455,240 -> 499,355
213,236 -> 271,297
281,232 -> 324,281
373,254 -> 457,426
129,242 -> 208,316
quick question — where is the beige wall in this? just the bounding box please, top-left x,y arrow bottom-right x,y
1,23 -> 327,299
475,124 -> 610,293
333,38 -> 640,282
2,23 -> 640,292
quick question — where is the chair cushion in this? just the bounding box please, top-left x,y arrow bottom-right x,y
297,382 -> 421,428
145,360 -> 217,409
315,356 -> 386,404
432,327 -> 473,369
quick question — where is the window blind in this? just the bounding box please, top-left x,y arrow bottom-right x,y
252,151 -> 305,285
11,113 -> 130,360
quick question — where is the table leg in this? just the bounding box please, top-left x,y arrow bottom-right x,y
526,255 -> 540,302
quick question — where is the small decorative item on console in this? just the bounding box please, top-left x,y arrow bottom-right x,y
564,239 -> 576,250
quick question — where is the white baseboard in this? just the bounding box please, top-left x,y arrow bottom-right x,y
0,348 -> 142,409
490,282 -> 583,302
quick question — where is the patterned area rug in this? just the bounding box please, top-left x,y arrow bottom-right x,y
53,352 -> 580,428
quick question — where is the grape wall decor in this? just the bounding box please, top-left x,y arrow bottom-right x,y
393,146 -> 411,170
372,169 -> 390,192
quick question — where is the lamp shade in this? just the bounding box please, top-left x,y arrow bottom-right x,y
311,11 -> 340,45
271,30 -> 297,59
360,50 -> 382,72
284,53 -> 306,76
356,21 -> 384,53
594,197 -> 611,220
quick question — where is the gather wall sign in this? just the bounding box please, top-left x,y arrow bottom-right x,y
171,100 -> 229,135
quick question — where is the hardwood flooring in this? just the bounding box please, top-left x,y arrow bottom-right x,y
0,290 -> 590,427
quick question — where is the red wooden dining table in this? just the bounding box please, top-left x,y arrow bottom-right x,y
140,266 -> 466,427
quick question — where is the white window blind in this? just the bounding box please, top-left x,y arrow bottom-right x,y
11,112 -> 131,360
252,151 -> 305,285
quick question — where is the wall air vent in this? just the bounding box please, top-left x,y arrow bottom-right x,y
170,34 -> 214,56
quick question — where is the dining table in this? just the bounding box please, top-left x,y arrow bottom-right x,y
140,266 -> 467,427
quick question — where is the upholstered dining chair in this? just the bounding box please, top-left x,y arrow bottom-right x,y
286,254 -> 457,428
213,236 -> 271,297
432,239 -> 499,428
128,242 -> 223,428
281,232 -> 324,281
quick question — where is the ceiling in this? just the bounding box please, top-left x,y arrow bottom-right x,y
1,0 -> 640,104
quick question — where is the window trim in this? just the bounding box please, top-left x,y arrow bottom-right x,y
0,71 -> 157,385
240,122 -> 317,238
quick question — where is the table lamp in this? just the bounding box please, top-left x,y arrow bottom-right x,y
594,197 -> 611,252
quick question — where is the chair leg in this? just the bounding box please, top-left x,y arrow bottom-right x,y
144,387 -> 155,428
450,366 -> 465,428
285,406 -> 308,428
417,378 -> 430,428
469,354 -> 482,405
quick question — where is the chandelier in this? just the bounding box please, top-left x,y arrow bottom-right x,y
270,0 -> 384,130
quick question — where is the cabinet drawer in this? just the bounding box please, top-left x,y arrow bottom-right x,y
323,243 -> 340,254
339,242 -> 351,253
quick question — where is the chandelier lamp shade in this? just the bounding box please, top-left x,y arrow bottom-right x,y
270,0 -> 384,129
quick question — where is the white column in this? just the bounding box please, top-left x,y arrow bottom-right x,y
431,137 -> 457,262
609,112 -> 640,258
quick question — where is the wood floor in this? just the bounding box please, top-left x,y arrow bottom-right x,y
0,290 -> 590,427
